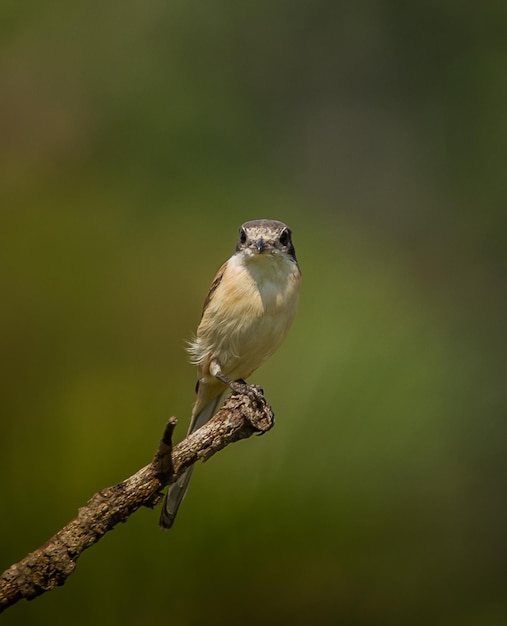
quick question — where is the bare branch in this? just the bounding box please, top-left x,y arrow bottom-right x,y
0,386 -> 274,613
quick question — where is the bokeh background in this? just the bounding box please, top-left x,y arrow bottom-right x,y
1,2 -> 506,624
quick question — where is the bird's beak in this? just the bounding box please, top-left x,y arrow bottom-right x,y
254,237 -> 265,252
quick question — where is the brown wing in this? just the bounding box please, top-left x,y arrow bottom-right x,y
200,261 -> 227,319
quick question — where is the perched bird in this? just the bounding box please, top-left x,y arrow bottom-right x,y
159,219 -> 301,529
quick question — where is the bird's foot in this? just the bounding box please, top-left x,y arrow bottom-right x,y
218,380 -> 272,434
215,373 -> 264,407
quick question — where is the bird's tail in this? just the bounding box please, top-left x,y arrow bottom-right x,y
159,393 -> 224,529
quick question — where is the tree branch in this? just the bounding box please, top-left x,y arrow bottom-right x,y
0,386 -> 274,613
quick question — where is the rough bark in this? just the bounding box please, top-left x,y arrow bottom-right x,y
0,386 -> 274,613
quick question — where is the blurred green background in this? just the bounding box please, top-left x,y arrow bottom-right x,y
1,2 -> 506,624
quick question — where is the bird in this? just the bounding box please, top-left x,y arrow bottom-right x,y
159,219 -> 301,529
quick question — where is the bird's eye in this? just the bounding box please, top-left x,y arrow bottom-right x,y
279,229 -> 290,246
239,228 -> 247,244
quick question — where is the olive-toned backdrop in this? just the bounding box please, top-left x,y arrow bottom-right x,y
1,2 -> 506,624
